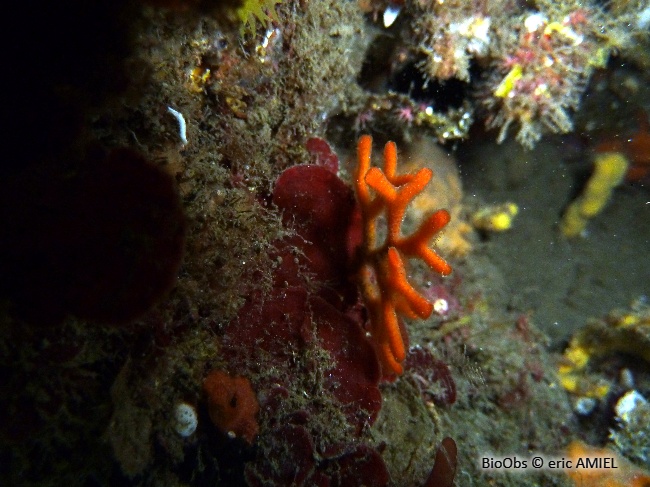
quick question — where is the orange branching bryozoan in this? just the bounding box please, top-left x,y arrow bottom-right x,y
354,135 -> 452,376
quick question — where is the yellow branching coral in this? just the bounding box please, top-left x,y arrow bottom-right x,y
236,0 -> 282,35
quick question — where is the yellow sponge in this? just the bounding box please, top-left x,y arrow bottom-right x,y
472,202 -> 519,232
560,152 -> 628,237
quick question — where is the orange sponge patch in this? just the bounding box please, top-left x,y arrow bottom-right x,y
203,370 -> 260,444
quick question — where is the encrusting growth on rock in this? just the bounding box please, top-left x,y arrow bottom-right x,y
353,135 -> 452,377
203,370 -> 260,444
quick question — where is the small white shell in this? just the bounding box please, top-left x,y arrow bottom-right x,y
573,396 -> 597,416
174,402 -> 198,437
615,390 -> 648,424
383,6 -> 401,28
524,13 -> 547,33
